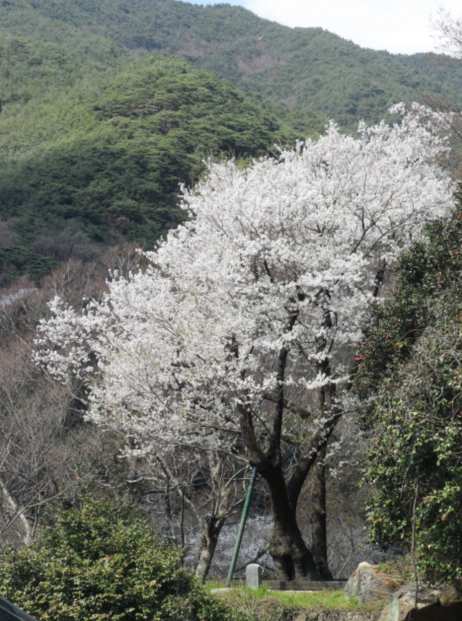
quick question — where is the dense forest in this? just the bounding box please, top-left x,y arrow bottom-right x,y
1,0 -> 462,127
1,0 -> 462,282
0,55 -> 309,283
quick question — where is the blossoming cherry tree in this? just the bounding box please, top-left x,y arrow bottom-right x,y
36,106 -> 454,579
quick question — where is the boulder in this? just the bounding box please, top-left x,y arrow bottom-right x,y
344,562 -> 395,605
438,585 -> 461,607
377,582 -> 462,621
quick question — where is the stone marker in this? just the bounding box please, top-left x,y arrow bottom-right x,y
246,563 -> 262,590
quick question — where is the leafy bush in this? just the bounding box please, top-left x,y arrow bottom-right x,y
355,192 -> 462,583
0,499 -> 248,621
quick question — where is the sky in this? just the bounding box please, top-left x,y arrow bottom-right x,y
187,0 -> 462,55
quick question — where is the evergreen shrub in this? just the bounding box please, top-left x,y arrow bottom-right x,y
0,498 -> 247,621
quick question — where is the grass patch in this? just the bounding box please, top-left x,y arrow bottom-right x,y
207,582 -> 379,612
255,586 -> 358,609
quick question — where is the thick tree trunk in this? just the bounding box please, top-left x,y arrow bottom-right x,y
309,344 -> 334,580
309,448 -> 333,579
263,465 -> 321,580
270,508 -> 320,580
195,515 -> 226,583
238,330 -> 340,582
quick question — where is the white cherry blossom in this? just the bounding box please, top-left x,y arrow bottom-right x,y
35,106 -> 455,579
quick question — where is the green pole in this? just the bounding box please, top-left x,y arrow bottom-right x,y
226,467 -> 258,587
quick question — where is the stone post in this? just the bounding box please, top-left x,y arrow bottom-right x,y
246,563 -> 262,590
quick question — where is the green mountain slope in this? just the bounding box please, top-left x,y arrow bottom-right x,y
0,36 -> 122,119
0,55 -> 302,285
398,53 -> 462,100
1,0 -> 461,128
1,0 -> 462,285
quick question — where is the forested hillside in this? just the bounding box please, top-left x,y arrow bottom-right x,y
1,0 -> 462,128
0,55 -> 313,284
1,0 -> 462,283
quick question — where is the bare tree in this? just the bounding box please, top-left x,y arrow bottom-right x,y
432,7 -> 462,59
0,252 -> 140,544
0,342 -> 81,543
130,446 -> 252,583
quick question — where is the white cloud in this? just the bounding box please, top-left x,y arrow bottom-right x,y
194,0 -> 462,55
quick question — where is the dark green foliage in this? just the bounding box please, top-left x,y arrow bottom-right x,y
355,191 -> 462,399
3,0 -> 461,284
0,55 -> 296,283
399,54 -> 462,98
354,193 -> 462,583
1,0 -> 462,285
0,34 -> 119,108
1,0 -> 461,128
0,246 -> 59,285
0,498 -> 248,621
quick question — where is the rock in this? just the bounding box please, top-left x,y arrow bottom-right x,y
344,562 -> 395,605
439,585 -> 460,607
377,582 -> 462,621
210,587 -> 232,595
377,582 -> 438,621
377,603 -> 392,621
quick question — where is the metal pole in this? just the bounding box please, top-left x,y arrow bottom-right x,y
226,466 -> 258,587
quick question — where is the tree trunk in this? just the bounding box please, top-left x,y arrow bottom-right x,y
263,465 -> 321,580
310,448 -> 333,579
195,515 -> 226,583
237,332 -> 341,583
310,345 -> 334,580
